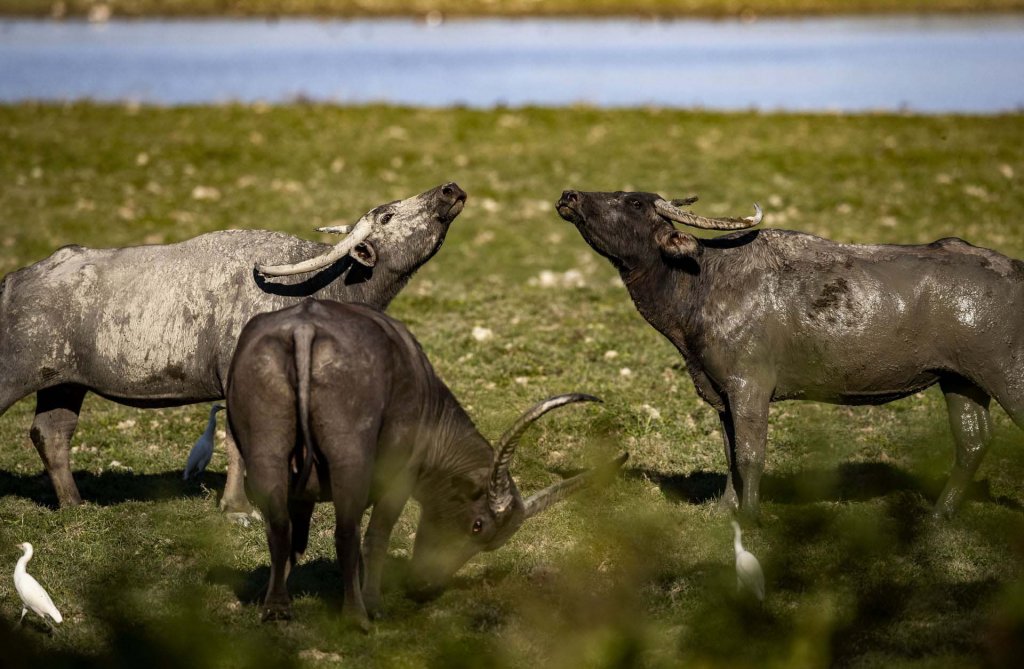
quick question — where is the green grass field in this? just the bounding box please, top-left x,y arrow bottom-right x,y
2,0 -> 1024,18
1,104 -> 1023,667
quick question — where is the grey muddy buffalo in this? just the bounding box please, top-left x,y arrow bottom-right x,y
226,299 -> 626,627
0,183 -> 466,514
558,189 -> 1024,519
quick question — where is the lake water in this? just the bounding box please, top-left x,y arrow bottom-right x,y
1,16 -> 1023,112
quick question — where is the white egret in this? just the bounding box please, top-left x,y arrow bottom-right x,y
731,520 -> 765,602
14,542 -> 63,627
183,403 -> 225,481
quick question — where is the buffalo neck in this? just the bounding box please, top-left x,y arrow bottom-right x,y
620,255 -> 697,350
315,265 -> 410,311
418,389 -> 495,481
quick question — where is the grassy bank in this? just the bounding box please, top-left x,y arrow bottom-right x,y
2,0 -> 1024,19
1,104 -> 1023,667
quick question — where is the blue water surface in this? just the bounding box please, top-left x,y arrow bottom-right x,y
0,15 -> 1022,112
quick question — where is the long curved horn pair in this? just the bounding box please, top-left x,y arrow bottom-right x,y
256,215 -> 374,277
655,198 -> 763,231
487,393 -> 601,515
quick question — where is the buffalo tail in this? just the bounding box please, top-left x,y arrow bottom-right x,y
293,323 -> 317,494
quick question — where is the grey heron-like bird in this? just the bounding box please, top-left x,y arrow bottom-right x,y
183,403 -> 225,481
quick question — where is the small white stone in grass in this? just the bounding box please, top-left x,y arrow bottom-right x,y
536,270 -> 558,288
604,350 -> 619,360
116,419 -> 136,430
640,404 -> 661,420
530,269 -> 587,289
619,367 -> 633,378
515,376 -> 529,385
562,269 -> 586,288
216,429 -> 226,440
136,152 -> 149,167
471,326 -> 494,342
191,185 -> 221,201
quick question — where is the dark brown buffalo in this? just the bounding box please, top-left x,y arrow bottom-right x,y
558,189 -> 1024,519
226,299 -> 625,627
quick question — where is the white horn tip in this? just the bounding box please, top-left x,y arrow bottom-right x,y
317,224 -> 353,234
746,203 -> 763,225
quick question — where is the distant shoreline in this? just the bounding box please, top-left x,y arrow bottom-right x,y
3,0 -> 1024,21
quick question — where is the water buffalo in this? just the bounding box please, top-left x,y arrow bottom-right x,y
0,183 -> 466,514
226,299 -> 626,626
557,189 -> 1024,519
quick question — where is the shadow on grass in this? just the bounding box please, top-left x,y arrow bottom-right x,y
0,470 -> 224,508
680,571 -> 1012,666
207,554 -> 497,612
627,461 -> 1023,512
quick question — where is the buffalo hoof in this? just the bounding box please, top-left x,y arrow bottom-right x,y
261,605 -> 293,623
226,510 -> 264,527
716,492 -> 740,515
219,494 -> 255,516
362,593 -> 382,620
348,613 -> 372,634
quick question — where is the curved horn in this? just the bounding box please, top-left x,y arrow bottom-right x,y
655,199 -> 762,231
524,452 -> 628,518
488,393 -> 602,515
317,223 -> 353,234
257,216 -> 373,277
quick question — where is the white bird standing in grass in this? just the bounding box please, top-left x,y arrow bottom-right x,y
183,403 -> 224,481
14,542 -> 63,627
731,520 -> 765,602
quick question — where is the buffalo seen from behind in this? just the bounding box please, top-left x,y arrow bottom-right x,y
558,189 -> 1024,519
0,183 -> 466,515
227,299 -> 626,628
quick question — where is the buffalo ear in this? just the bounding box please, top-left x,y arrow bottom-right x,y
350,241 -> 378,267
655,228 -> 701,260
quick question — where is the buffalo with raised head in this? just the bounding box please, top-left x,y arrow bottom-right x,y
0,183 -> 466,514
557,189 -> 1024,519
226,298 -> 626,627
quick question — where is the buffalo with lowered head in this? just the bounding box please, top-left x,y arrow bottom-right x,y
226,298 -> 626,627
0,183 -> 466,514
558,189 -> 1024,519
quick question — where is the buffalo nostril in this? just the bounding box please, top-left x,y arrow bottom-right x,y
562,190 -> 579,204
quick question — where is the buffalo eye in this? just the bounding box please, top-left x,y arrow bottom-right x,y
381,212 -> 394,224
629,199 -> 642,210
471,519 -> 484,535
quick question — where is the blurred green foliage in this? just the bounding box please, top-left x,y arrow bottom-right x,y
2,0 -> 1024,18
0,104 -> 1023,667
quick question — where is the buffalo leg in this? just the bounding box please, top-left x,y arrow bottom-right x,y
30,385 -> 86,507
935,379 -> 993,519
362,484 -> 411,618
330,462 -> 372,632
248,461 -> 294,621
717,411 -> 741,512
262,507 -> 294,621
729,391 -> 770,519
220,426 -> 255,517
289,498 -> 316,569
